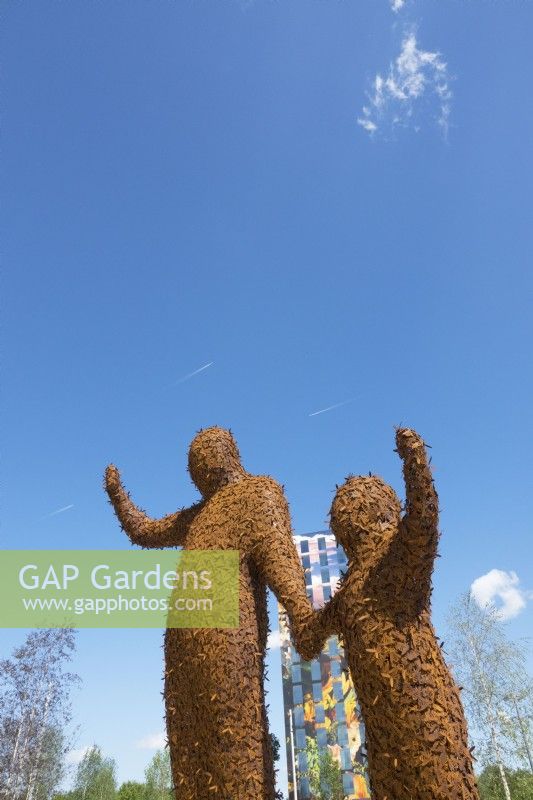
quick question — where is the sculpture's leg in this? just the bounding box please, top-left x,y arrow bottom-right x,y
164,629 -> 276,800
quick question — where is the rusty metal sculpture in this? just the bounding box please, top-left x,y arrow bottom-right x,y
302,427 -> 479,800
105,426 -> 314,800
105,424 -> 479,800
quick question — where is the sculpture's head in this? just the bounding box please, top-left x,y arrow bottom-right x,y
330,475 -> 401,563
188,426 -> 246,498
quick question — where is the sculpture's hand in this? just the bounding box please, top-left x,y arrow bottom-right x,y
291,609 -> 321,662
395,427 -> 419,458
293,605 -> 333,662
105,464 -> 121,496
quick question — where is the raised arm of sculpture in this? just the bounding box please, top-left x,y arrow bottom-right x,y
104,464 -> 203,548
245,477 -> 317,657
397,427 -> 439,531
377,427 -> 440,614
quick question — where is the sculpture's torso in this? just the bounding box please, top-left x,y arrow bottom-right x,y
337,587 -> 478,800
165,476 -> 280,800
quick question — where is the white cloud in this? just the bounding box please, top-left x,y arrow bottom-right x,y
135,732 -> 166,750
357,116 -> 378,134
391,0 -> 405,11
358,29 -> 452,137
471,569 -> 533,621
66,746 -> 92,765
267,629 -> 282,650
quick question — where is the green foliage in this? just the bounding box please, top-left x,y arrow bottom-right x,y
318,748 -> 345,800
270,732 -> 281,763
73,745 -> 117,800
270,733 -> 286,799
352,758 -> 368,781
326,722 -> 338,747
144,750 -> 172,800
477,765 -> 533,800
117,781 -> 146,800
305,736 -> 321,796
304,737 -> 346,800
56,749 -> 171,800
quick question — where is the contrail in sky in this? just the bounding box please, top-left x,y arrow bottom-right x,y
308,399 -> 354,417
175,362 -> 214,384
42,504 -> 74,519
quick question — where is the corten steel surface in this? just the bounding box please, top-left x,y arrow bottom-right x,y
105,427 -> 315,800
303,428 -> 479,800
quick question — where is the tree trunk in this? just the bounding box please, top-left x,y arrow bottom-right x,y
468,636 -> 512,800
25,683 -> 53,800
5,714 -> 24,795
496,762 -> 512,800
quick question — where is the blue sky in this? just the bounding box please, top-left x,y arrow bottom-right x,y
2,0 -> 532,791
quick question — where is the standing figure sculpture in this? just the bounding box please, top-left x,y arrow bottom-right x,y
105,427 -> 314,800
303,428 -> 479,800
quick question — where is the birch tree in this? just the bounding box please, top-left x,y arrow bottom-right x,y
144,750 -> 172,800
73,746 -> 116,800
0,630 -> 79,800
447,593 -> 533,799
